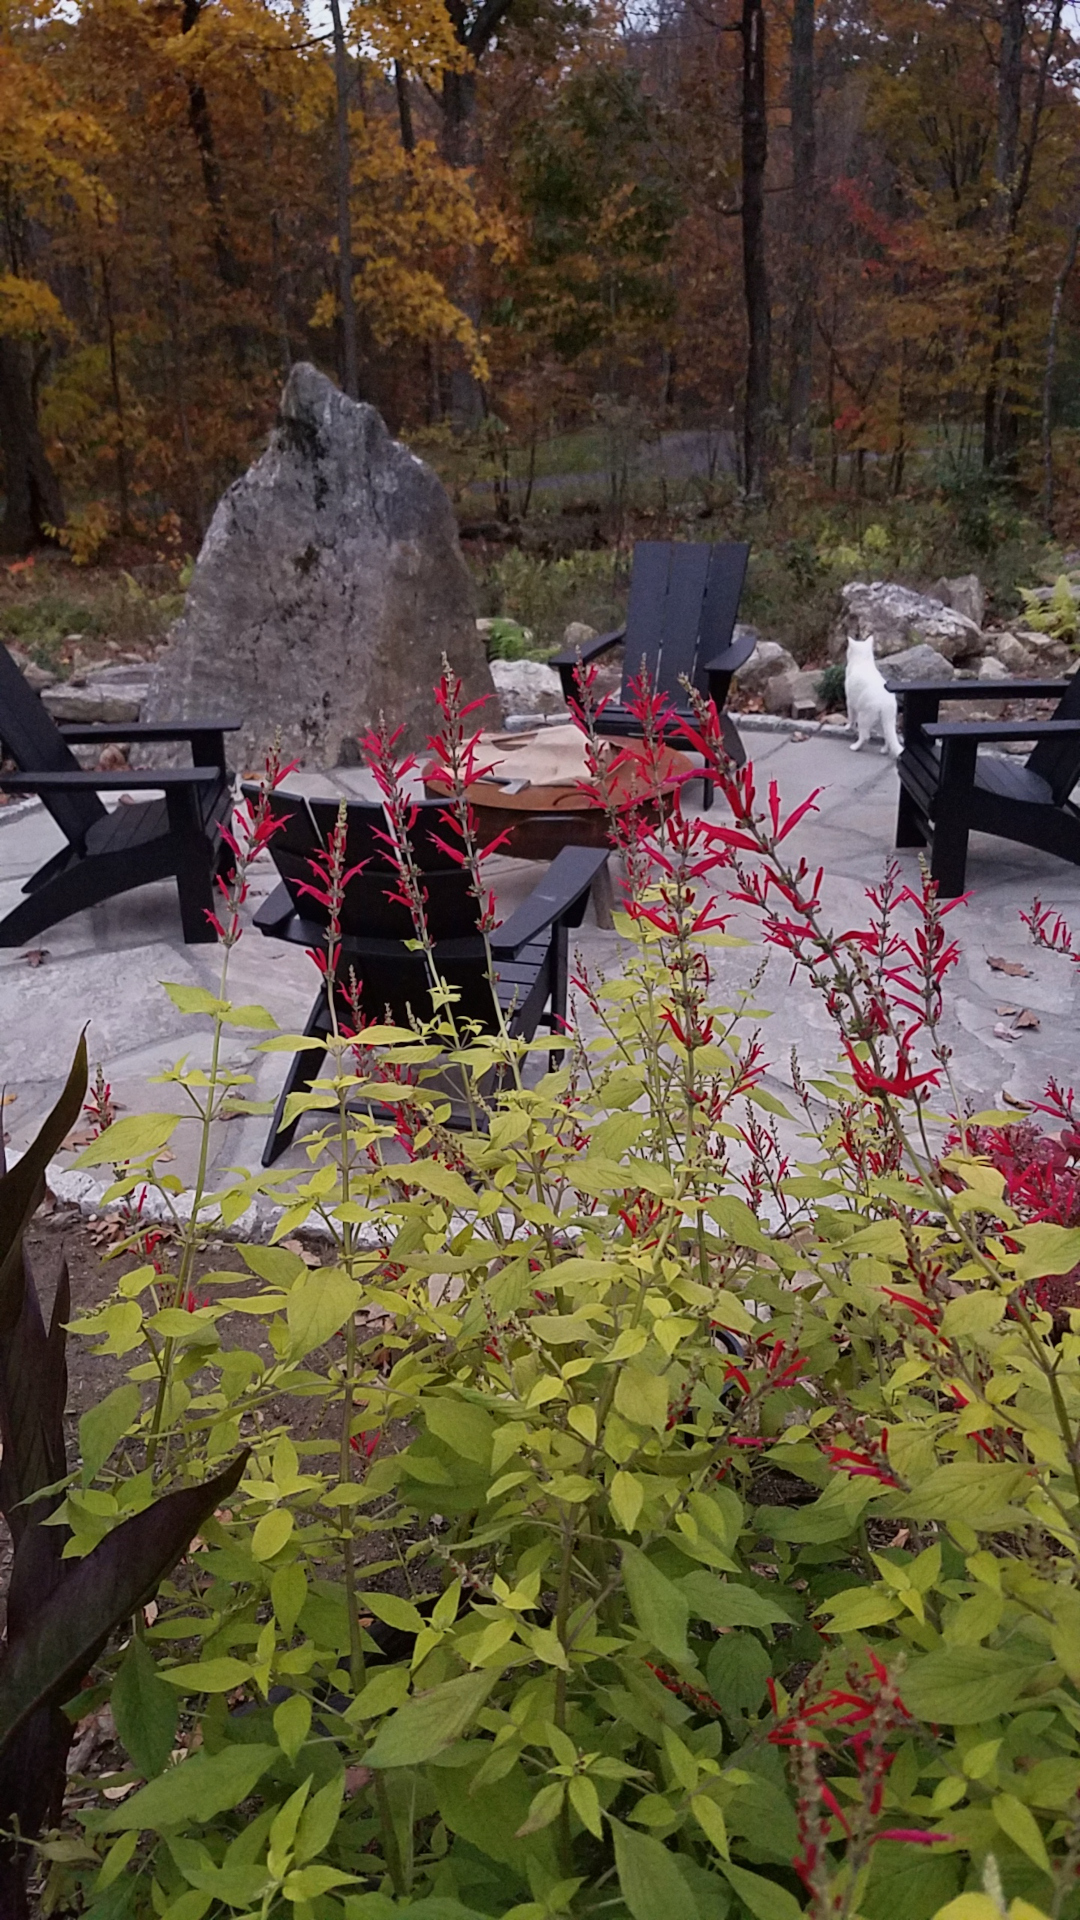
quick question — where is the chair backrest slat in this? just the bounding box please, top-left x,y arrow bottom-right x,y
621,544 -> 671,691
261,791 -> 481,944
0,646 -> 106,845
656,545 -> 711,701
620,541 -> 751,710
1027,672 -> 1080,803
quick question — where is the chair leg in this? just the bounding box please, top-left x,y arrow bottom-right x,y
262,989 -> 331,1166
930,739 -> 976,899
166,786 -> 218,944
896,782 -> 927,849
929,819 -> 971,899
549,921 -> 569,1075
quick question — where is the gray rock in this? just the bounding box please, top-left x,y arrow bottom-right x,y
787,669 -> 822,718
6,647 -> 56,691
978,656 -> 1008,680
1016,628 -> 1072,674
930,573 -> 985,629
42,684 -> 143,723
563,621 -> 600,652
984,631 -> 1036,675
143,363 -> 493,768
880,644 -> 957,686
738,635 -> 797,696
489,658 -> 567,720
830,581 -> 981,662
763,668 -> 801,715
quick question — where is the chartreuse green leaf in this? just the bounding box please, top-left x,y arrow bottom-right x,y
363,1670 -> 497,1767
161,1657 -> 251,1692
992,1792 -> 1051,1873
97,1743 -> 279,1830
285,1266 -> 360,1356
111,1634 -> 177,1779
622,1545 -> 691,1669
74,1113 -> 180,1167
273,1693 -> 311,1761
901,1646 -> 1039,1724
718,1860 -> 802,1920
161,983 -> 227,1017
612,1820 -> 698,1920
294,1772 -> 345,1864
614,1367 -> 668,1434
79,1383 -> 141,1483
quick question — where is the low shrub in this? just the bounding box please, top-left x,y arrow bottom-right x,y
18,682 -> 1080,1920
476,547 -> 626,654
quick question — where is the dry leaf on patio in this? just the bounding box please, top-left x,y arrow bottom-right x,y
24,948 -> 49,967
995,1004 -> 1021,1016
280,1236 -> 320,1267
993,1024 -> 1017,1042
1015,1010 -> 1041,1030
61,1130 -> 100,1150
1002,1088 -> 1034,1109
987,955 -> 1033,977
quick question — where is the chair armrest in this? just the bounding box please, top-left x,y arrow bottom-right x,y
549,627 -> 626,702
549,626 -> 626,670
489,846 -> 610,956
924,719 -> 1080,742
705,627 -> 758,677
57,719 -> 242,743
0,767 -> 224,791
887,678 -> 1070,700
253,882 -> 295,934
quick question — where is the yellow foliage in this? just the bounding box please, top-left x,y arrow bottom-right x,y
0,272 -> 70,338
309,112 -> 513,375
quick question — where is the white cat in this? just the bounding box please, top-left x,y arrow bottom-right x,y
845,635 -> 901,757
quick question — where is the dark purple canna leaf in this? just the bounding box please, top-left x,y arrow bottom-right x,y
0,1037 -> 86,1324
0,1450 -> 249,1757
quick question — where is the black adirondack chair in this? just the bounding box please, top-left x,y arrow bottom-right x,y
250,787 -> 608,1164
0,645 -> 239,945
890,669 -> 1080,896
550,541 -> 753,806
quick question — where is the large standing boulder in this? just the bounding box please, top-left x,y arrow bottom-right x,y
829,581 -> 982,663
143,364 -> 494,768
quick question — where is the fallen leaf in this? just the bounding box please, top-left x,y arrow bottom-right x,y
281,1236 -> 320,1267
1002,1089 -> 1034,1109
1015,1009 -> 1041,1030
62,1129 -> 100,1150
987,955 -> 1033,977
993,1024 -> 1016,1042
995,1004 -> 1021,1016
101,1780 -> 138,1801
97,744 -> 129,772
24,948 -> 49,967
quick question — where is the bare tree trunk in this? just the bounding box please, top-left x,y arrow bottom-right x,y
741,0 -> 771,499
0,338 -> 64,554
180,0 -> 243,294
437,1 -> 516,429
983,0 -> 1062,470
983,0 -> 1024,469
787,0 -> 815,463
100,258 -> 130,534
329,0 -> 358,400
394,61 -> 415,154
1041,211 -> 1080,530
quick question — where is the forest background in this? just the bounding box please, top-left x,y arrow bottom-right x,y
4,0 -> 1080,658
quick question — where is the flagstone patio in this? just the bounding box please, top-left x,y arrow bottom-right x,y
2,728 -> 1078,1206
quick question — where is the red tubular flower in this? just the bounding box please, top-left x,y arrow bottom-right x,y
843,1040 -> 942,1100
